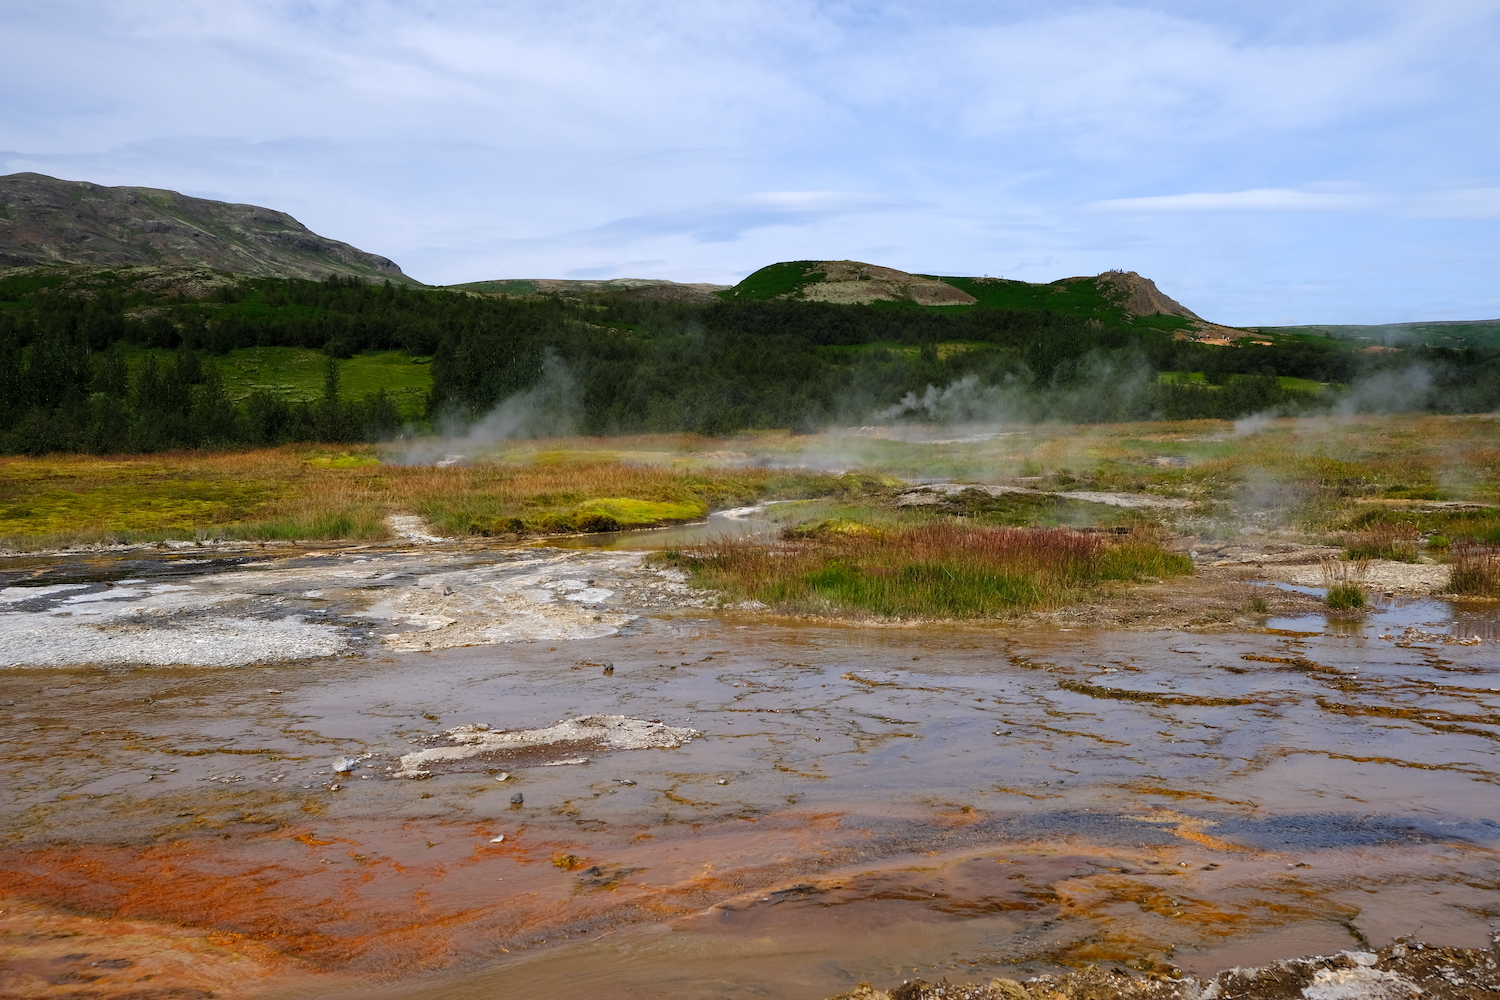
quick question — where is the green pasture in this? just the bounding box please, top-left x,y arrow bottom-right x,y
124,346 -> 432,416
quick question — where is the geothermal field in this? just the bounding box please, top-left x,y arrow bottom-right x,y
2,416 -> 1498,999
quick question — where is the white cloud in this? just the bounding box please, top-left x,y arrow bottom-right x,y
1087,186 -> 1500,219
1088,189 -> 1379,212
574,191 -> 930,244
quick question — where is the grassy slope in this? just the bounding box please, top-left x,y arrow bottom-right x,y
721,261 -> 822,300
937,275 -> 1126,321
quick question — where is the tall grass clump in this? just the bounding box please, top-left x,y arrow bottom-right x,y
1321,558 -> 1369,610
1448,542 -> 1500,597
659,523 -> 1192,618
1344,521 -> 1419,562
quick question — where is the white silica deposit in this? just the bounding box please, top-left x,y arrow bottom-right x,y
0,582 -> 347,667
394,714 -> 701,778
0,544 -> 712,668
369,550 -> 661,651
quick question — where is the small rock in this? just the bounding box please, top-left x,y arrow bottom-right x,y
333,756 -> 360,773
716,778 -> 729,785
490,835 -> 506,843
602,663 -> 614,676
495,772 -> 510,782
510,792 -> 524,805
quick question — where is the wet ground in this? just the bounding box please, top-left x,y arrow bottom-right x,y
1,536 -> 1498,999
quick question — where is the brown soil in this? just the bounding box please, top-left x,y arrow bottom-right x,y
833,937 -> 1500,1000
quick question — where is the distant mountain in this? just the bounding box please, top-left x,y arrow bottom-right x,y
447,276 -> 730,303
0,172 -> 414,283
726,259 -> 1246,342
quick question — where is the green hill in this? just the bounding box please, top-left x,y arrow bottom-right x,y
726,260 -> 1240,339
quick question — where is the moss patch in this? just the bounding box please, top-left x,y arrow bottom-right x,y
572,497 -> 707,527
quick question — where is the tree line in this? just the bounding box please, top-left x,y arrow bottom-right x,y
1,267 -> 1496,453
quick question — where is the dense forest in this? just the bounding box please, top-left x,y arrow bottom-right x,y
1,266 -> 1496,453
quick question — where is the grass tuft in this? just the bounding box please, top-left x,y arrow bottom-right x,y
1449,542 -> 1500,597
1321,558 -> 1369,610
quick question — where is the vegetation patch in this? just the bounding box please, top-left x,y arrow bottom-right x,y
1344,521 -> 1419,562
0,448 -> 859,548
657,523 -> 1192,618
725,261 -> 821,300
1321,559 -> 1369,610
1449,542 -> 1500,597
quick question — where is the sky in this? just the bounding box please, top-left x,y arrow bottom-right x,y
3,0 -> 1499,325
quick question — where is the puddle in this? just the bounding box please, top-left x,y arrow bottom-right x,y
1,546 -> 1497,999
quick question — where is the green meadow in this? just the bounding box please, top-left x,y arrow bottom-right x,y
123,345 -> 433,416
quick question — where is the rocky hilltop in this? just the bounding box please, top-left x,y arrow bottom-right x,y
0,173 -> 413,283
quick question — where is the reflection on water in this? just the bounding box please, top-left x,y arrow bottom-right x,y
0,550 -> 1497,999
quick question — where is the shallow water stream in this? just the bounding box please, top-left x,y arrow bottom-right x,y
1,539 -> 1497,999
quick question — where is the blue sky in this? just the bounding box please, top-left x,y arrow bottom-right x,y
3,1 -> 1498,324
